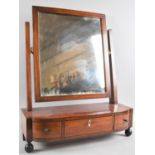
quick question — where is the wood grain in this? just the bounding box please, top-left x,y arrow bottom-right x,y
65,116 -> 113,137
114,111 -> 130,131
107,30 -> 118,103
33,6 -> 105,18
100,18 -> 111,97
21,103 -> 133,142
33,121 -> 61,139
25,22 -> 32,111
22,103 -> 132,121
21,112 -> 32,142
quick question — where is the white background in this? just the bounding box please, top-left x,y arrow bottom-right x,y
0,0 -> 155,155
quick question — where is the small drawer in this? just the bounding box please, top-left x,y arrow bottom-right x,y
65,116 -> 113,137
33,121 -> 61,139
114,111 -> 130,131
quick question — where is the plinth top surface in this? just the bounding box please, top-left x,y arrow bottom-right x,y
22,103 -> 132,121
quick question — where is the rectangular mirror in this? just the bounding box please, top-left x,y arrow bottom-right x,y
33,6 -> 111,102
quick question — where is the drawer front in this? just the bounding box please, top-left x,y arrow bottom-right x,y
114,111 -> 130,131
65,116 -> 113,137
33,121 -> 61,139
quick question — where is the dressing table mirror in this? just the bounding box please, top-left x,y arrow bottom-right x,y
21,6 -> 133,153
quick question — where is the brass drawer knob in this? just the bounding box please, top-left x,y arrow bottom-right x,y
88,120 -> 92,127
43,128 -> 49,132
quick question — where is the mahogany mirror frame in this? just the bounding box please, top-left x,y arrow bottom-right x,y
32,6 -> 111,102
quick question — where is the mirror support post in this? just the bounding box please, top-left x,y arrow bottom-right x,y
25,22 -> 32,111
107,29 -> 118,104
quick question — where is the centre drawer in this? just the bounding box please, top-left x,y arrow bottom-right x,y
33,121 -> 61,140
64,116 -> 113,137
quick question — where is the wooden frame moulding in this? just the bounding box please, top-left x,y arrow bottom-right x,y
32,6 -> 112,102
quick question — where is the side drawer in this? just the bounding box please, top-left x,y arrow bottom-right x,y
65,116 -> 113,137
33,121 -> 61,140
114,111 -> 130,131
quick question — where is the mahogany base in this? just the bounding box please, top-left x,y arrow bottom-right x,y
21,102 -> 133,152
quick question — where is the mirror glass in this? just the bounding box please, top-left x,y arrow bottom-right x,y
38,12 -> 105,96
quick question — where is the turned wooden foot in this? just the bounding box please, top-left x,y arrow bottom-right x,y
25,142 -> 34,153
125,128 -> 132,137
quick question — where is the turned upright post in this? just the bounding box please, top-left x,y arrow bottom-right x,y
25,22 -> 32,111
107,29 -> 118,104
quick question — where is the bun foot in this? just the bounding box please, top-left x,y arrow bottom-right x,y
125,128 -> 132,137
25,142 -> 34,153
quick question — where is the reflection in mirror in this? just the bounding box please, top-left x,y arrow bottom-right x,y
38,12 -> 105,96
